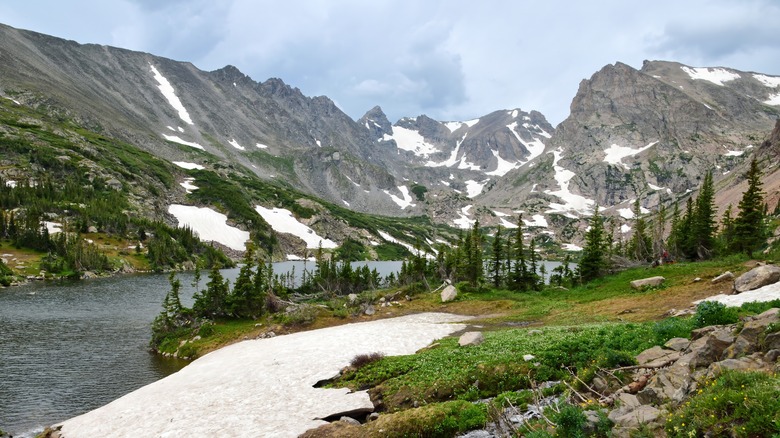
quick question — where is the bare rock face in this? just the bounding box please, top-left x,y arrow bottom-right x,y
734,265 -> 780,293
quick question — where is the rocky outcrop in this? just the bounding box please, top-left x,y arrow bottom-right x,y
604,308 -> 780,437
458,332 -> 485,347
734,264 -> 780,292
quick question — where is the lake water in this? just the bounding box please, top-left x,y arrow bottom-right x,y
0,259 -> 565,436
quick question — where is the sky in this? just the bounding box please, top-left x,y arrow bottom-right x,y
2,0 -> 779,126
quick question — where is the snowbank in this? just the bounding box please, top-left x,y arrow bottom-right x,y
695,282 -> 780,307
57,313 -> 470,438
254,205 -> 337,249
168,205 -> 249,251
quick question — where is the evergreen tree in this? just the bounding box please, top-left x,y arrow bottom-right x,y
465,220 -> 483,286
229,246 -> 257,317
734,158 -> 766,256
628,199 -> 652,261
511,215 -> 528,291
193,265 -> 230,318
578,206 -> 606,283
692,170 -> 716,259
162,272 -> 184,321
719,204 -> 736,253
490,225 -> 504,288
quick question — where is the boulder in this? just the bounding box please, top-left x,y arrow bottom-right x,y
347,293 -> 358,304
364,305 -> 375,316
734,265 -> 780,293
663,337 -> 691,352
608,403 -> 661,429
630,276 -> 665,290
458,331 -> 484,347
688,326 -> 735,368
339,416 -> 361,426
636,346 -> 680,367
706,353 -> 770,379
711,271 -> 734,284
441,285 -> 458,302
636,359 -> 692,405
724,308 -> 780,358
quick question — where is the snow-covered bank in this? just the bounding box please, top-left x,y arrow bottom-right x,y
695,281 -> 780,307
57,313 -> 470,437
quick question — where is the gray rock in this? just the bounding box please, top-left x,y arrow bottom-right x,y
630,276 -> 665,290
711,271 -> 734,284
364,305 -> 375,316
725,308 -> 779,358
367,412 -> 380,422
609,403 -> 661,428
734,265 -> 780,293
664,337 -> 691,352
458,331 -> 484,347
347,293 -> 358,304
339,416 -> 361,425
87,225 -> 99,233
636,346 -> 680,367
441,285 -> 458,302
688,326 -> 735,368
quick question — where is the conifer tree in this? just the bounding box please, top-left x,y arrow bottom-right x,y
719,204 -> 735,253
734,158 -> 766,256
511,215 -> 528,291
193,265 -> 230,318
578,206 -> 606,283
692,170 -> 716,259
628,199 -> 652,261
490,225 -> 504,288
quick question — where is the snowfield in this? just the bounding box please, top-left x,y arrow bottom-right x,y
695,281 -> 780,307
383,126 -> 439,157
167,204 -> 250,251
383,186 -> 416,209
602,141 -> 657,169
57,313 -> 470,438
228,139 -> 245,151
544,148 -> 595,217
172,161 -> 205,170
254,205 -> 337,249
149,64 -> 193,125
162,134 -> 205,150
681,66 -> 740,86
464,180 -> 488,198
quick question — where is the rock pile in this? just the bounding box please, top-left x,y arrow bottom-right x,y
604,308 -> 780,437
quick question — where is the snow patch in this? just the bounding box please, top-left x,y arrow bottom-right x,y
485,149 -> 520,176
723,149 -> 744,157
168,205 -> 249,251
562,243 -> 583,251
57,314 -> 469,438
256,143 -> 269,149
162,134 -> 204,150
505,122 -> 546,167
621,224 -> 632,233
618,208 -> 634,220
443,121 -> 465,133
695,281 -> 780,307
453,205 -> 475,229
149,64 -> 193,125
681,66 -> 740,86
647,183 -> 662,191
603,141 -> 657,169
180,178 -> 198,193
499,217 -> 518,229
384,126 -> 439,157
383,186 -> 416,210
6,180 -> 17,188
464,180 -> 488,198
463,118 -> 480,127
254,205 -> 337,249
377,231 -> 430,258
523,214 -> 548,228
753,74 -> 780,88
172,161 -> 205,170
544,148 -> 595,216
228,139 -> 245,151
764,93 -> 780,106
44,221 -> 62,234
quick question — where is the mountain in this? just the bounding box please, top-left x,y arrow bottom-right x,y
479,60 -> 780,240
2,21 -> 779,255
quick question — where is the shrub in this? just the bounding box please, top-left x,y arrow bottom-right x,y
350,352 -> 385,370
693,301 -> 739,328
552,404 -> 587,438
653,317 -> 694,345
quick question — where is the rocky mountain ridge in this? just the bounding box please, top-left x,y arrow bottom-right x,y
2,22 -> 779,252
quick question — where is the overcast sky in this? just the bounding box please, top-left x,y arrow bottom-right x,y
2,0 -> 779,125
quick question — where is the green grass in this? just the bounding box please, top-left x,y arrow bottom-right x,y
666,370 -> 780,437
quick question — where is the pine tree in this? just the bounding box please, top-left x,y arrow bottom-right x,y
490,225 -> 504,288
466,220 -> 483,286
193,265 -> 230,318
692,170 -> 716,259
719,204 -> 736,253
628,199 -> 652,261
229,246 -> 256,317
578,206 -> 606,283
511,215 -> 528,291
734,158 -> 766,256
